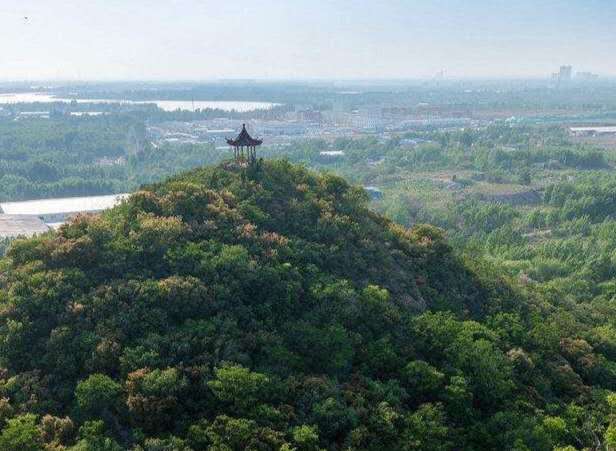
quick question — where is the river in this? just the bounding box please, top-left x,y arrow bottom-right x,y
0,93 -> 279,112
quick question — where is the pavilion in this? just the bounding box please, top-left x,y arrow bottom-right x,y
226,124 -> 263,164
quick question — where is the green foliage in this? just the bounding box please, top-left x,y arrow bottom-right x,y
204,415 -> 286,451
0,414 -> 42,451
0,116 -> 224,202
0,159 -> 615,449
402,360 -> 445,398
69,420 -> 123,451
292,425 -> 320,451
75,374 -> 122,419
400,404 -> 451,451
208,364 -> 270,414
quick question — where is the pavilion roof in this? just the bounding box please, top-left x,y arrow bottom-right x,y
227,124 -> 263,147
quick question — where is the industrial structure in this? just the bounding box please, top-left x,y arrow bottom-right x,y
0,215 -> 49,238
0,193 -> 129,237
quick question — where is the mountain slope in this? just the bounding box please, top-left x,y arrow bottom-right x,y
0,160 -> 610,450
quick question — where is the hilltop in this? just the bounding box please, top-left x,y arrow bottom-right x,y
0,160 -> 612,450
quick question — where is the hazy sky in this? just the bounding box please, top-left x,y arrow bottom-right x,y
1,0 -> 615,80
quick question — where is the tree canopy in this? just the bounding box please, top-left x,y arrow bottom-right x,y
0,160 -> 613,449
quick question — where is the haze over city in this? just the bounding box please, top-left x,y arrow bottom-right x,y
1,0 -> 615,80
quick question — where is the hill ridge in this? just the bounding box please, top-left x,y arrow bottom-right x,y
0,160 -> 594,451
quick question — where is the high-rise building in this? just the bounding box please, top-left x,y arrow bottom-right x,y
559,65 -> 573,81
577,72 -> 599,81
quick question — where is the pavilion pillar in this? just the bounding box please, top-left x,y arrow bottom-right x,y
226,125 -> 262,166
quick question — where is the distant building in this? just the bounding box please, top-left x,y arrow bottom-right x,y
257,121 -> 308,136
570,126 -> 616,136
205,128 -> 235,138
577,72 -> 599,81
0,215 -> 50,238
16,111 -> 50,120
400,138 -> 432,148
297,109 -> 322,123
559,65 -> 573,81
552,66 -> 573,83
319,150 -> 345,158
0,193 -> 129,224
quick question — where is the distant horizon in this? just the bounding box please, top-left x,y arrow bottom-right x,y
1,75 -> 615,85
1,0 -> 614,80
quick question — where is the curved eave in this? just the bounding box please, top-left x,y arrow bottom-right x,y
227,139 -> 263,146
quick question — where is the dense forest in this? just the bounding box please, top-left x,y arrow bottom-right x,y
3,105 -> 616,449
0,116 -> 222,201
260,124 -> 616,310
0,160 -> 616,449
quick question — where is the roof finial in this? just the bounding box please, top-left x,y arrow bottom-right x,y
242,123 -> 246,129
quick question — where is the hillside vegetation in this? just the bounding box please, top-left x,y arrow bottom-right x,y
0,161 -> 614,450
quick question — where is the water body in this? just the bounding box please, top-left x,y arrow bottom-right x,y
0,93 -> 279,112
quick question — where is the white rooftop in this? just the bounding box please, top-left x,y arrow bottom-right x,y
0,193 -> 129,216
0,215 -> 50,238
570,126 -> 616,133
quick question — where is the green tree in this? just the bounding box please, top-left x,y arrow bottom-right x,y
75,374 -> 122,420
208,364 -> 270,415
399,404 -> 451,451
0,414 -> 42,451
69,420 -> 122,451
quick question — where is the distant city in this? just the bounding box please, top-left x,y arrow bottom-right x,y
551,65 -> 599,82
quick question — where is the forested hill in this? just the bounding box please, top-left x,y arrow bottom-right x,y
0,160 -> 613,450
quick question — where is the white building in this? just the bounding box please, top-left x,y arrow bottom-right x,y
0,215 -> 50,238
570,126 -> 616,137
0,193 -> 129,224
